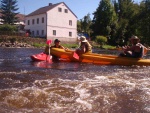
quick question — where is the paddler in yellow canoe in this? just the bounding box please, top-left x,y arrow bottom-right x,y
119,36 -> 147,58
51,39 -> 66,49
44,39 -> 66,54
76,36 -> 92,56
44,39 -> 68,60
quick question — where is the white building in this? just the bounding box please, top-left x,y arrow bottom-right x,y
25,2 -> 77,42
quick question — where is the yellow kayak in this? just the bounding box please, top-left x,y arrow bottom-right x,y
50,48 -> 150,66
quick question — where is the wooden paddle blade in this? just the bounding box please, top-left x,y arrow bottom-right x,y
73,52 -> 79,60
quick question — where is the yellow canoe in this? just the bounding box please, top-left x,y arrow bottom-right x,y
50,48 -> 150,66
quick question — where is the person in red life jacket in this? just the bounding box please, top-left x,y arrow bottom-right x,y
76,36 -> 92,55
119,36 -> 147,58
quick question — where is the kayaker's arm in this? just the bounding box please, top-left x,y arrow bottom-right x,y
44,45 -> 50,54
59,45 -> 65,49
122,46 -> 133,52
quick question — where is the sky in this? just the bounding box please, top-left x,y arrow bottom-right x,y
17,0 -> 142,20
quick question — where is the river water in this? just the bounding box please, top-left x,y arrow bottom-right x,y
0,48 -> 150,113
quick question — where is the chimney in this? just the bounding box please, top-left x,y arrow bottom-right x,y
49,3 -> 52,6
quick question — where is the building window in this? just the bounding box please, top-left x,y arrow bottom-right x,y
37,18 -> 39,24
37,30 -> 39,36
69,32 -> 72,37
58,7 -> 62,12
28,20 -> 30,25
32,19 -> 34,25
32,31 -> 34,36
41,30 -> 44,35
53,30 -> 56,36
65,9 -> 68,13
69,20 -> 72,26
42,17 -> 44,23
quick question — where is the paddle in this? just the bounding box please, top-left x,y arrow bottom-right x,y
46,39 -> 52,62
143,47 -> 148,55
73,51 -> 79,60
65,49 -> 79,60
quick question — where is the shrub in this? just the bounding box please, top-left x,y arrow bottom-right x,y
0,24 -> 17,32
95,35 -> 107,48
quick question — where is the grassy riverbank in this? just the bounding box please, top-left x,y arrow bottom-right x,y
0,35 -> 116,49
0,35 -> 46,48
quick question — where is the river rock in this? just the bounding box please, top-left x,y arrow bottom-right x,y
0,41 -> 33,48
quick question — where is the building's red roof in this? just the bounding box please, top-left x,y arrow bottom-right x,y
0,11 -> 25,21
16,14 -> 25,21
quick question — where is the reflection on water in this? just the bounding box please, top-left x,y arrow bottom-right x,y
0,48 -> 150,113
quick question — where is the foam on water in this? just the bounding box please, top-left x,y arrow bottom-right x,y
0,48 -> 150,112
76,98 -> 92,110
0,70 -> 29,75
75,84 -> 92,110
0,69 -> 150,112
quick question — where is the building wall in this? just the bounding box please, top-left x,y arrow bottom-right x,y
46,3 -> 77,42
25,2 -> 77,42
25,14 -> 47,37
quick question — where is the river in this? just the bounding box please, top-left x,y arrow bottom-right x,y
0,48 -> 150,113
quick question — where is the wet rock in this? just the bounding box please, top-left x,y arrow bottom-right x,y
0,36 -> 46,48
0,41 -> 34,48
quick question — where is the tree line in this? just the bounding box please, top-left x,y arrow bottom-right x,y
78,0 -> 150,46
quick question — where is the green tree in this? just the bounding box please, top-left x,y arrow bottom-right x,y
78,13 -> 92,37
137,0 -> 150,44
81,13 -> 92,36
77,20 -> 82,33
113,0 -> 140,44
92,0 -> 117,37
1,0 -> 19,24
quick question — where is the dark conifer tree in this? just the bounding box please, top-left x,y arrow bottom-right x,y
1,0 -> 19,24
